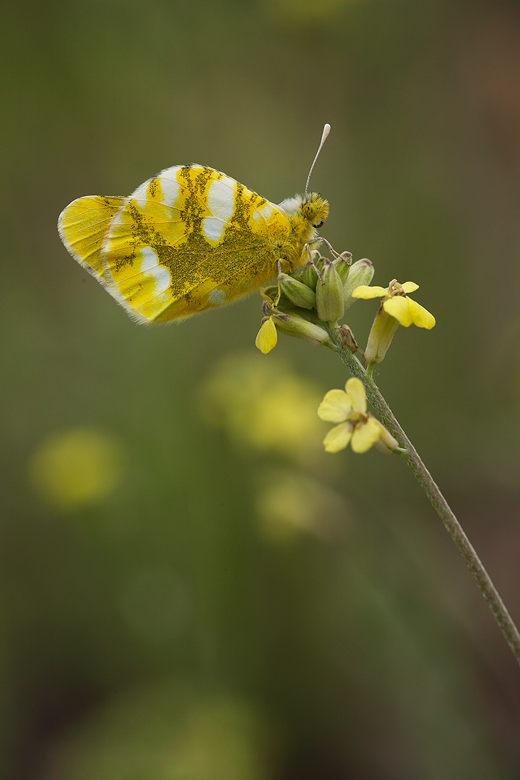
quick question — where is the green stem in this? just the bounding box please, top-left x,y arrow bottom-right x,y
332,337 -> 520,667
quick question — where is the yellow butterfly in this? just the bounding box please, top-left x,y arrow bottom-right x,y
58,127 -> 330,324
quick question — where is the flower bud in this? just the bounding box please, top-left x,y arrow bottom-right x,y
364,306 -> 399,364
342,259 -> 375,310
316,262 -> 345,324
299,251 -> 323,291
333,251 -> 352,284
273,312 -> 332,347
299,265 -> 318,290
278,272 -> 317,310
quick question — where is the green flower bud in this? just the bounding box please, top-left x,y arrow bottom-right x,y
342,258 -> 375,310
278,273 -> 317,310
365,306 -> 399,364
316,262 -> 345,324
299,265 -> 318,290
333,251 -> 352,284
299,251 -> 323,290
273,312 -> 332,347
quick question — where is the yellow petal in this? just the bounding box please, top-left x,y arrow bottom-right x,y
351,285 -> 388,299
255,317 -> 278,353
401,281 -> 419,294
318,389 -> 352,423
351,417 -> 381,453
323,423 -> 352,453
345,377 -> 367,414
407,298 -> 436,329
383,295 -> 413,326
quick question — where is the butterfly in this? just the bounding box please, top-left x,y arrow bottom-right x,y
58,128 -> 330,324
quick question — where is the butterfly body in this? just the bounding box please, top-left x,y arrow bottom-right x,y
58,163 -> 329,323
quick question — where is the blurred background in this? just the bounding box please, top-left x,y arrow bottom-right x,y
2,0 -> 520,777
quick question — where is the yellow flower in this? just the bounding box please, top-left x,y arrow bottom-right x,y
352,279 -> 435,364
352,280 -> 435,329
317,378 -> 398,454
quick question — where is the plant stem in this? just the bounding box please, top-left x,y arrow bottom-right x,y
332,338 -> 520,667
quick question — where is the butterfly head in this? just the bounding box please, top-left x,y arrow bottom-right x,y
301,192 -> 329,229
276,191 -> 330,272
278,192 -> 329,229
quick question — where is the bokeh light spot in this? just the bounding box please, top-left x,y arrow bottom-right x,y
199,352 -> 324,461
29,427 -> 124,511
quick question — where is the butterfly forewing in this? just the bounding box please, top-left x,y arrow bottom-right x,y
101,165 -> 291,322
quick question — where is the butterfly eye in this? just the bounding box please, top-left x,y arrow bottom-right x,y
311,200 -> 329,229
303,201 -> 324,223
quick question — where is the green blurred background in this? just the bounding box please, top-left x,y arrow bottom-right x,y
2,0 -> 520,777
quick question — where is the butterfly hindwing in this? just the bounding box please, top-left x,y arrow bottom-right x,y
58,196 -> 125,285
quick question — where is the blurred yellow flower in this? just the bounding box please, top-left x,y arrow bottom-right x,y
255,468 -> 346,543
199,353 -> 324,460
318,378 -> 398,454
40,678 -> 270,780
29,427 -> 123,511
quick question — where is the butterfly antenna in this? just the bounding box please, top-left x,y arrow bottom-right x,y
304,123 -> 331,199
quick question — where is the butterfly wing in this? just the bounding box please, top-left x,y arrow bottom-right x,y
101,165 -> 291,323
58,196 -> 126,285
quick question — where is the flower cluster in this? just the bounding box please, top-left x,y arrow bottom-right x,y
256,255 -> 375,354
255,250 -> 436,456
255,248 -> 435,371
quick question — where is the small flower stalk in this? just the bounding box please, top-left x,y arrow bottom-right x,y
274,312 -> 332,348
318,378 -> 398,454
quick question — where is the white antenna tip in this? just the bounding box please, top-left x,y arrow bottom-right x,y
304,124 -> 331,197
